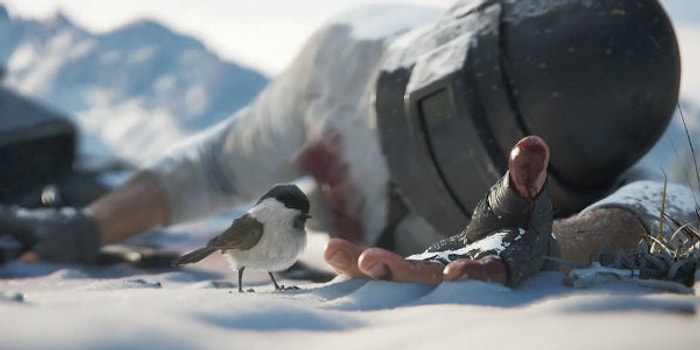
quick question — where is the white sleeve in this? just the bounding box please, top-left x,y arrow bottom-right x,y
141,21 -> 378,225
141,5 -> 437,226
142,35 -> 323,224
583,180 -> 699,238
142,107 -> 303,224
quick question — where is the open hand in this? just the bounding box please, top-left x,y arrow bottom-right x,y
323,136 -> 551,286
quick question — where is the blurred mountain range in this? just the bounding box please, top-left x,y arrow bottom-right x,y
0,5 -> 268,163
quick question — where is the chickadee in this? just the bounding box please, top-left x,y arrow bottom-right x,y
173,184 -> 311,292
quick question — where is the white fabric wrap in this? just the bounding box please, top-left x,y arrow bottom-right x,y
584,180 -> 699,238
141,6 -> 439,233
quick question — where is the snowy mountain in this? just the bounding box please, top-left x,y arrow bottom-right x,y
0,5 -> 268,163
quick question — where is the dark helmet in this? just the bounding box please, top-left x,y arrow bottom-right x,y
374,0 -> 681,235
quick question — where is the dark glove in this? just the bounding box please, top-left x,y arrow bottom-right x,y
0,206 -> 101,264
415,171 -> 554,286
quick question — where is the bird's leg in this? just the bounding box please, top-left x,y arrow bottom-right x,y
237,267 -> 249,293
269,272 -> 300,291
269,272 -> 281,290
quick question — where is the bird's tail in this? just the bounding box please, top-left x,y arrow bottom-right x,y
172,247 -> 217,265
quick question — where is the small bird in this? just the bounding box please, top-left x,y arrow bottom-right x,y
173,184 -> 311,292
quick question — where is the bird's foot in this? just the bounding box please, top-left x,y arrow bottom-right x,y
275,285 -> 300,291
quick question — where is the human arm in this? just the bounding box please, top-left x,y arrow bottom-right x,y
324,172 -> 699,287
5,83 -> 309,263
88,170 -> 168,246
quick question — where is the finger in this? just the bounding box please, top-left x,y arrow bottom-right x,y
323,238 -> 368,278
19,251 -> 41,264
357,248 -> 443,285
509,135 -> 550,199
443,257 -> 509,285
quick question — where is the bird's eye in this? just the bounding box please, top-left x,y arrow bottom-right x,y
293,215 -> 308,230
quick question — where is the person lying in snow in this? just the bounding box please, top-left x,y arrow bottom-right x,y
1,0 -> 698,287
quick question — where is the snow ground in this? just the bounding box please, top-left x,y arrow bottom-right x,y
1,230 -> 699,350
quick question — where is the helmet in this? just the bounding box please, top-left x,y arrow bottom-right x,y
375,0 -> 681,235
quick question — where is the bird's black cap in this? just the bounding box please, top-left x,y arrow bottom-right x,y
256,184 -> 310,214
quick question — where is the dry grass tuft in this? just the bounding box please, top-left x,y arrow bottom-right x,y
627,105 -> 700,287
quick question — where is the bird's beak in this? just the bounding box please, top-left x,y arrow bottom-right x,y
301,213 -> 312,219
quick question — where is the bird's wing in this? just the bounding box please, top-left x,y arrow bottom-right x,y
207,214 -> 264,251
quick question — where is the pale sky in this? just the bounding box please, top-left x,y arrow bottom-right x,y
0,0 -> 454,76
